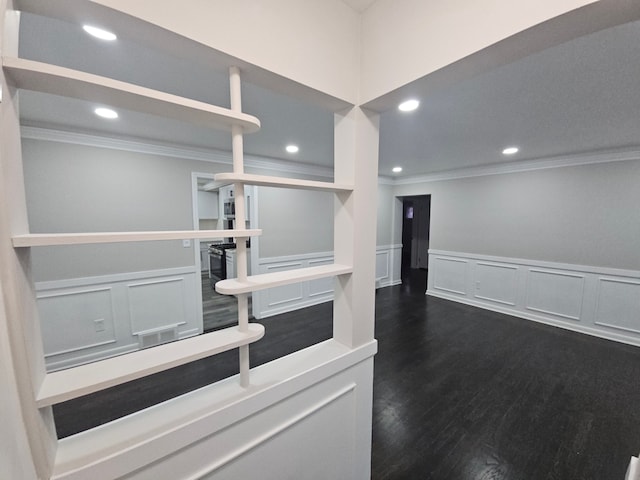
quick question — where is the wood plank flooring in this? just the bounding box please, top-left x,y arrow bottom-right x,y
53,269 -> 640,479
201,273 -> 252,332
372,269 -> 640,479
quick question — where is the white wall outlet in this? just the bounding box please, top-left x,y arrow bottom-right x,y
182,239 -> 191,248
476,281 -> 481,290
94,319 -> 105,332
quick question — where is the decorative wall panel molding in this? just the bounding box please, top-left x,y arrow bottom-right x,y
432,257 -> 468,295
36,267 -> 201,371
428,250 -> 640,347
252,245 -> 402,319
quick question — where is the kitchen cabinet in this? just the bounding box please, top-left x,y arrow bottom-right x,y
225,248 -> 251,279
198,190 -> 219,219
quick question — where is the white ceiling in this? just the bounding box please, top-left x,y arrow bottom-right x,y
16,10 -> 640,180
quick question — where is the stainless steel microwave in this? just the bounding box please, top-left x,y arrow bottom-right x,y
223,200 -> 235,218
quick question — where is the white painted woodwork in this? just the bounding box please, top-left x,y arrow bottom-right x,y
214,172 -> 354,192
333,107 -> 379,352
428,250 -> 640,347
2,57 -> 261,132
51,340 -> 376,480
627,455 -> 639,480
3,2 -> 377,478
12,229 -> 261,247
216,264 -> 353,295
36,323 -> 265,407
197,191 -> 219,220
251,246 -> 401,319
0,6 -> 57,478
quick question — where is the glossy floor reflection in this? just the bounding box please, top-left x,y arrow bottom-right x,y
372,268 -> 640,479
53,268 -> 640,480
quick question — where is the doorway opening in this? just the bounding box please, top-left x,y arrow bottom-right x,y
400,195 -> 431,288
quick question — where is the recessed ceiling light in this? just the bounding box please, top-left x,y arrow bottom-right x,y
285,145 -> 299,154
392,166 -> 403,173
94,107 -> 118,119
82,25 -> 117,41
502,146 -> 519,155
398,99 -> 419,112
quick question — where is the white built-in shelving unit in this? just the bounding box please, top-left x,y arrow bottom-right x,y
3,0 -> 355,414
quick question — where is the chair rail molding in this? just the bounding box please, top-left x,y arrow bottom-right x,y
252,245 -> 402,319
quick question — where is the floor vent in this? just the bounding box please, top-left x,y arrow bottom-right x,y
138,326 -> 178,349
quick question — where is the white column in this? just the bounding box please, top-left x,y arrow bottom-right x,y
333,106 -> 379,348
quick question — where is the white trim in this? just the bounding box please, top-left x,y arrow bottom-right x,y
35,268 -> 201,371
428,288 -> 640,348
252,245 -> 402,318
185,383 -> 357,478
22,126 -> 335,178
20,129 -> 640,187
427,250 -> 640,348
35,266 -> 197,291
393,148 -> 640,185
52,340 -> 377,480
428,249 -> 640,278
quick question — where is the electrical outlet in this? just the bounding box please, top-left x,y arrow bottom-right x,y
94,319 -> 105,332
182,239 -> 191,248
476,281 -> 481,290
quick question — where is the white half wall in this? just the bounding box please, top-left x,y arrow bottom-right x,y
428,250 -> 640,347
51,340 -> 377,480
35,267 -> 201,371
252,245 -> 402,319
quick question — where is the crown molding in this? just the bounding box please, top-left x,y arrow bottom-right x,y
392,148 -> 640,185
23,127 -> 636,187
20,126 -> 335,179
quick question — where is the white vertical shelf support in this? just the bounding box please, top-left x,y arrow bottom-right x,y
230,65 -> 250,388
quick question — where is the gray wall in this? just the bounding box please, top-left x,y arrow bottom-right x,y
393,159 -> 640,270
22,139 -> 354,280
376,183 -> 395,246
257,186 -> 334,258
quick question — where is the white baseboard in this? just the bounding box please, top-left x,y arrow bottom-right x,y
36,267 -> 201,371
427,250 -> 640,347
252,245 -> 402,319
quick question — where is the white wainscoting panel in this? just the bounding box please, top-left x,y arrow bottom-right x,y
252,245 -> 402,319
35,267 -> 201,371
525,269 -> 585,321
308,257 -> 335,298
474,262 -> 518,306
428,250 -> 640,347
595,278 -> 640,335
128,277 -> 187,334
432,257 -> 468,295
52,340 -> 377,480
38,287 -> 117,357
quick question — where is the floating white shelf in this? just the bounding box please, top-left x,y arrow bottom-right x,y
214,173 -> 353,192
215,264 -> 353,295
2,57 -> 261,133
12,229 -> 261,247
36,323 -> 265,407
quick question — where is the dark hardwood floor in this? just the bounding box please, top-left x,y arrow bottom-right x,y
372,269 -> 640,479
53,269 -> 640,479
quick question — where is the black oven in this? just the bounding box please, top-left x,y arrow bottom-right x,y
208,243 -> 236,288
223,200 -> 235,219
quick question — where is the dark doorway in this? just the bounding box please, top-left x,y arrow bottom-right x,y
401,195 -> 431,277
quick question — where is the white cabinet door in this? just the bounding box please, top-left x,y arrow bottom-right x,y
226,251 -> 235,279
197,191 -> 219,219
